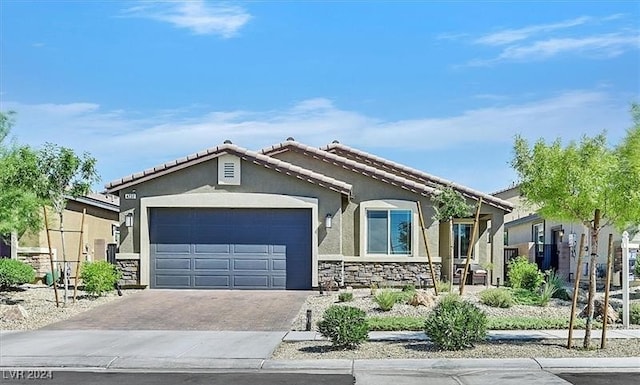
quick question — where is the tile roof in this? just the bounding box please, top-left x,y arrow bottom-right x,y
261,140 -> 438,197
105,143 -> 352,196
263,140 -> 513,212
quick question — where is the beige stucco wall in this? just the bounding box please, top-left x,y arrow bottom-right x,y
18,201 -> 118,277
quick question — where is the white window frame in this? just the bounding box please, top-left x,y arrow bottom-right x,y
359,200 -> 419,257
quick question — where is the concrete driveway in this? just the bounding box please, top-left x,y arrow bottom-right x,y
43,290 -> 310,331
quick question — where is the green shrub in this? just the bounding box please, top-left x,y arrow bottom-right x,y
80,261 -> 121,296
0,259 -> 36,289
393,288 -> 416,304
630,303 -> 640,325
338,292 -> 353,302
424,294 -> 487,350
367,316 -> 424,331
402,284 -> 416,292
546,269 -> 570,301
479,288 -> 514,308
634,260 -> 640,279
510,288 -> 542,306
507,256 -> 544,291
537,284 -> 557,307
374,290 -> 396,311
435,280 -> 450,293
318,305 -> 369,349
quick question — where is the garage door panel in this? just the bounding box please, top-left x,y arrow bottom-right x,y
194,258 -> 229,270
233,258 -> 270,271
272,276 -> 286,287
194,275 -> 230,287
155,258 -> 191,270
233,244 -> 270,254
272,259 -> 286,271
194,244 -> 230,254
155,275 -> 191,287
233,275 -> 271,288
155,243 -> 191,254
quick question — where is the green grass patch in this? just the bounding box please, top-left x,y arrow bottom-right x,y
366,315 -> 601,331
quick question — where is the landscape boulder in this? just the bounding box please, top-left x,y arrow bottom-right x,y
579,299 -> 619,324
0,304 -> 29,321
409,291 -> 435,307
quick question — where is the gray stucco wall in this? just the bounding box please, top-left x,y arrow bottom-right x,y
117,157 -> 343,255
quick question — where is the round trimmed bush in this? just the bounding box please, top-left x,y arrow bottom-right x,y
80,261 -> 121,297
479,288 -> 514,308
0,259 -> 36,289
318,305 -> 368,349
424,294 -> 487,351
507,256 -> 544,291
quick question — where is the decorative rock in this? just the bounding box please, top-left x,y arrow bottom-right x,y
579,299 -> 619,324
0,305 -> 29,321
409,291 -> 435,307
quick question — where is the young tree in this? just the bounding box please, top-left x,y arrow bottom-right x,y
0,112 -> 43,237
511,104 -> 640,348
431,187 -> 473,291
36,143 -> 99,302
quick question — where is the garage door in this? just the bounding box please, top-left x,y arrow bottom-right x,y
149,208 -> 312,290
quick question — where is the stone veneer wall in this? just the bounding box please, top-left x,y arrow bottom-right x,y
17,252 -> 50,281
319,261 -> 442,288
117,260 -> 139,286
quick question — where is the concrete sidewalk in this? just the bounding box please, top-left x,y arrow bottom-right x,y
1,329 -> 638,371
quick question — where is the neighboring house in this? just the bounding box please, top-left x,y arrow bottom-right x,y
16,193 -> 120,281
493,185 -> 639,285
105,139 -> 513,290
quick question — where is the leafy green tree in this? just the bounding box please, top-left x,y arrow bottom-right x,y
36,143 -> 99,302
511,104 -> 640,348
0,112 -> 43,236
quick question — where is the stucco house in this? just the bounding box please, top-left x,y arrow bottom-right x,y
493,185 -> 639,285
105,139 -> 513,290
7,193 -> 120,282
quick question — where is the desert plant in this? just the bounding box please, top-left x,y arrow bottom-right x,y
394,287 -> 416,304
80,261 -> 121,297
630,303 -> 640,325
317,305 -> 369,349
435,280 -> 450,293
374,290 -> 396,311
402,284 -> 416,292
338,291 -> 353,302
634,260 -> 640,279
424,294 -> 487,350
537,283 -> 557,306
479,288 -> 514,308
0,258 -> 35,289
510,288 -> 542,306
507,256 -> 544,291
545,269 -> 570,301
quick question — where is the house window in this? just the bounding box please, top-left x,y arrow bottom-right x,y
532,222 -> 544,254
366,210 -> 412,255
453,223 -> 473,258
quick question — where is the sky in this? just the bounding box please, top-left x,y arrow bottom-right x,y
1,1 -> 639,194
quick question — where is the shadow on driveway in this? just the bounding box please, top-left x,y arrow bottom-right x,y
43,290 -> 310,331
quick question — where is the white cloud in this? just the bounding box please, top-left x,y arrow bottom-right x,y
469,32 -> 640,66
121,0 -> 252,37
474,16 -> 591,46
4,90 -> 633,187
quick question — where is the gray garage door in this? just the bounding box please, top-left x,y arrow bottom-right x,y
149,208 -> 312,290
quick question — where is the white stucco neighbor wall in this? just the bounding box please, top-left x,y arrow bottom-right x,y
138,193 -> 319,287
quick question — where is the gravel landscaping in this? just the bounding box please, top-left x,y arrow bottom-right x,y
278,285 -> 640,359
0,284 -> 140,330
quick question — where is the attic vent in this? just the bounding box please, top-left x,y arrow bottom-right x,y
218,154 -> 241,185
223,162 -> 235,178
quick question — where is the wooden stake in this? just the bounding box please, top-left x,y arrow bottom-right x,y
417,201 -> 438,296
72,209 -> 86,303
601,234 -> 614,349
460,198 -> 483,295
43,207 -> 60,308
567,233 -> 586,349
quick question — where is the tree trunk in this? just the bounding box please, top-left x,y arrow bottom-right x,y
584,209 -> 601,348
59,211 -> 68,304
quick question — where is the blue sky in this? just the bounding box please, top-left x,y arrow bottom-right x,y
1,1 -> 638,193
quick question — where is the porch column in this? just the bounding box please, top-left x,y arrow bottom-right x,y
490,213 -> 505,286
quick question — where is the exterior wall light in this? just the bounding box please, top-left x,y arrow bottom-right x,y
325,214 -> 332,229
125,212 -> 134,228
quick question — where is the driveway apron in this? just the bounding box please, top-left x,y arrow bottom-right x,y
43,290 -> 310,331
